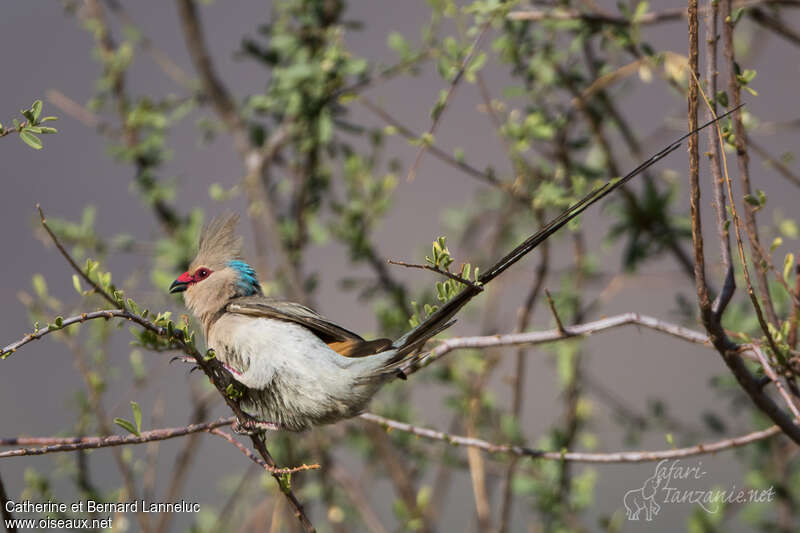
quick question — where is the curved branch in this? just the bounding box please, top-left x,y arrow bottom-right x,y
360,413 -> 782,463
405,312 -> 715,374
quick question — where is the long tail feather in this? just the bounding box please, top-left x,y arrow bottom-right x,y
394,104 -> 743,354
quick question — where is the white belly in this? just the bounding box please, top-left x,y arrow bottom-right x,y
207,314 -> 391,430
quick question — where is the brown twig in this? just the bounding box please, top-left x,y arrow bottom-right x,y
387,259 -> 482,290
704,0 -> 736,318
406,16 -> 496,181
543,288 -> 566,334
0,418 -> 235,456
748,137 -> 800,187
723,1 -> 780,328
752,345 -> 800,419
749,6 -> 800,47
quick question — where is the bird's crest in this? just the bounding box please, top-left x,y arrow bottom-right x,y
193,213 -> 244,269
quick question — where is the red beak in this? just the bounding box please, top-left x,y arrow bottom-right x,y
169,271 -> 193,293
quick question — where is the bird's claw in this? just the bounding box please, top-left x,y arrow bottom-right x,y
232,418 -> 280,435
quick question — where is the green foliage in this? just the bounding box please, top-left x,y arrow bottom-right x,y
0,99 -> 58,149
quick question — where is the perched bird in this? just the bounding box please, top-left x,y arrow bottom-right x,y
169,214 -> 453,432
168,109 -> 736,431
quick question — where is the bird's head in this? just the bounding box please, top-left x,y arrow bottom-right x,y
169,214 -> 261,320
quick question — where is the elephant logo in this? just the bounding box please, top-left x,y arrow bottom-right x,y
623,472 -> 662,521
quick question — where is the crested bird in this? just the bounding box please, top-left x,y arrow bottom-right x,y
168,108 -> 740,432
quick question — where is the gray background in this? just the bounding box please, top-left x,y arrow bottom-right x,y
1,1 -> 798,531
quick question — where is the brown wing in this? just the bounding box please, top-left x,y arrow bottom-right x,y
226,296 -> 393,358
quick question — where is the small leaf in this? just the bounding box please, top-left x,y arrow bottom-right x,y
114,417 -> 140,436
31,100 -> 43,123
40,116 -> 58,123
131,401 -> 142,433
39,127 -> 57,134
72,274 -> 83,295
784,253 -> 795,282
743,194 -> 760,206
19,130 -> 42,150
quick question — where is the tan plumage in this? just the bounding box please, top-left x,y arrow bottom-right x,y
193,213 -> 244,270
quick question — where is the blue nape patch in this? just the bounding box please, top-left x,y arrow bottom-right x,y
228,260 -> 261,295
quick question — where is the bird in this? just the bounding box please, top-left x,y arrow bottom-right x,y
168,108 -> 739,432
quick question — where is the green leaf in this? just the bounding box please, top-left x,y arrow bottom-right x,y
39,116 -> 58,123
131,401 -> 142,434
72,274 -> 83,295
743,194 -> 760,206
19,130 -> 42,150
632,1 -> 649,22
39,127 -> 58,134
784,253 -> 795,282
731,6 -> 745,24
31,100 -> 42,123
114,417 -> 140,436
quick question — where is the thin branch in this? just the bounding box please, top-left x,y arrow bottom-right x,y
2,309 -> 128,358
543,288 -> 566,334
175,0 -> 249,155
507,0 -> 800,25
0,418 -> 235,457
333,49 -> 432,99
206,429 -> 320,474
703,0 -> 736,318
752,345 -> 800,419
406,16 -> 495,181
103,0 -> 195,89
359,96 -> 511,192
748,137 -> 800,187
404,312 -> 715,375
749,6 -> 800,47
723,1 -> 780,328
359,413 -> 783,463
37,205 -> 118,307
387,259 -> 483,290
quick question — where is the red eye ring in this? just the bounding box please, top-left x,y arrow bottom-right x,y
194,268 -> 211,280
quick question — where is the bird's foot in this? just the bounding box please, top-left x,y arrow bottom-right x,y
232,418 -> 281,435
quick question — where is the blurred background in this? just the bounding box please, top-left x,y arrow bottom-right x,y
1,1 -> 799,531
